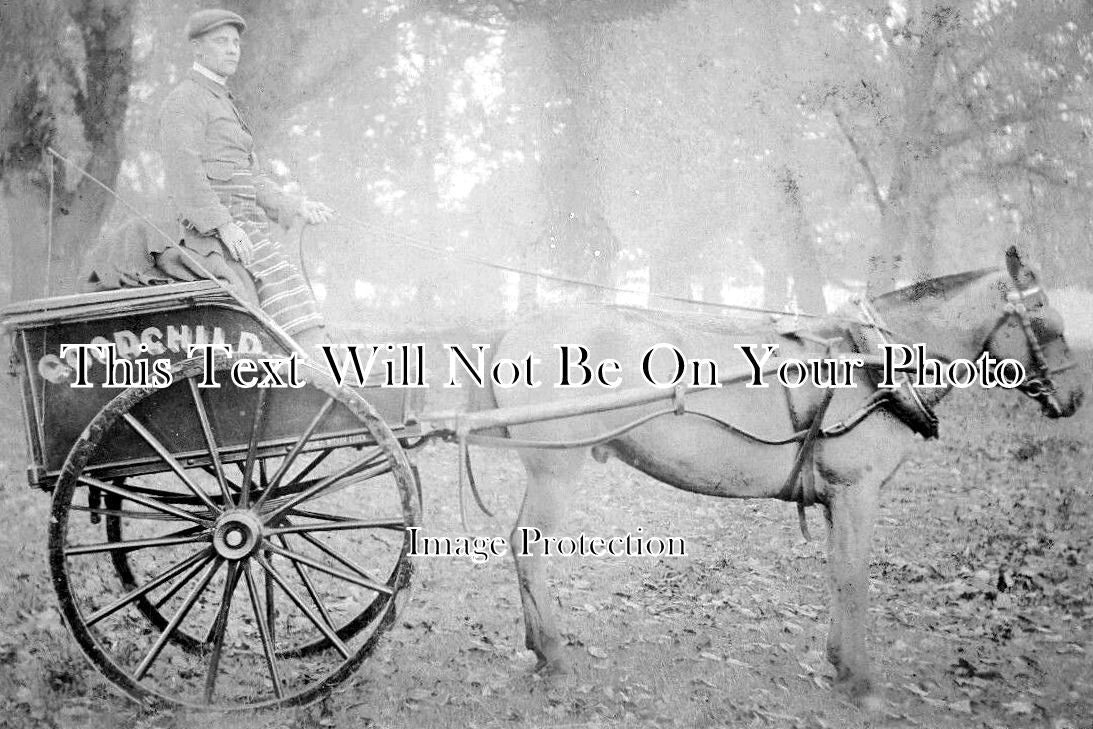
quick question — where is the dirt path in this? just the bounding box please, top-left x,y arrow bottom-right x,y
0,356 -> 1089,729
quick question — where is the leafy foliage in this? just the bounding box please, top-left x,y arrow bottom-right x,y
4,0 -> 1093,313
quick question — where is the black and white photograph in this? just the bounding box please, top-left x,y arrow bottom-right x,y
0,1 -> 1090,727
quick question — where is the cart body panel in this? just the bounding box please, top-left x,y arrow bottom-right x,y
2,281 -> 415,489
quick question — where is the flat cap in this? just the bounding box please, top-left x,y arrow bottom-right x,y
185,9 -> 246,40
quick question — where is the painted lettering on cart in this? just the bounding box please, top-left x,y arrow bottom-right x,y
36,326 -> 266,386
78,325 -> 266,360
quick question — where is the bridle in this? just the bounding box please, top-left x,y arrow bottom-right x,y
851,262 -> 1077,432
985,275 -> 1076,417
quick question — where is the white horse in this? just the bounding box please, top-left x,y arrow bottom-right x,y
472,248 -> 1083,707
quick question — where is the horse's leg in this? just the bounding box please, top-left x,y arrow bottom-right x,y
509,451 -> 580,674
823,475 -> 882,709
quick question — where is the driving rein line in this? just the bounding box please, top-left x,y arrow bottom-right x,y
448,264 -> 1070,538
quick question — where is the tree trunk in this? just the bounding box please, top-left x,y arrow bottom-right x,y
870,1 -> 951,293
3,172 -> 52,300
2,104 -> 128,300
534,20 -> 620,299
0,0 -> 133,301
790,229 -> 827,314
649,254 -> 693,310
761,231 -> 789,311
409,24 -> 448,322
515,257 -> 539,314
780,167 -> 827,313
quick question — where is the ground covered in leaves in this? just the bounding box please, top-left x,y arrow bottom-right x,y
0,350 -> 1089,729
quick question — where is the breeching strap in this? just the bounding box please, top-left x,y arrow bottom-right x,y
780,387 -> 835,541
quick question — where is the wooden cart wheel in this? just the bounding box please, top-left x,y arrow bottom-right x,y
49,356 -> 421,710
102,464 -> 418,660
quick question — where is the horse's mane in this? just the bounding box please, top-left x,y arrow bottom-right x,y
873,267 -> 1000,305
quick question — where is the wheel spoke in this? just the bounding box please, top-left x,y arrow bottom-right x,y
267,518 -> 405,536
67,530 -> 210,556
295,529 -> 384,587
52,362 -> 418,710
264,549 -> 276,645
253,553 -> 352,659
203,561 -> 242,703
154,551 -> 218,609
290,449 -> 335,487
262,541 -> 393,596
274,448 -> 383,497
239,389 -> 270,508
134,558 -> 223,680
86,548 -> 214,627
92,479 -> 222,507
69,504 -> 180,521
262,458 -> 392,524
285,508 -> 361,523
277,534 -> 335,632
253,398 -> 336,511
77,476 -> 212,526
333,448 -> 385,478
242,560 -> 283,698
122,413 -> 222,514
189,378 -> 235,508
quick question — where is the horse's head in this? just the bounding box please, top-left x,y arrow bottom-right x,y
982,246 -> 1084,418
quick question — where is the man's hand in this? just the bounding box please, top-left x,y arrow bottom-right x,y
298,199 -> 333,225
217,222 -> 254,265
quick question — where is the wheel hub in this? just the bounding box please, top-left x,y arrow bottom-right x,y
212,510 -> 264,560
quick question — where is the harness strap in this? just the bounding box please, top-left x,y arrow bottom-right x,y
850,296 -> 940,439
455,431 -> 495,530
452,339 -> 893,530
779,376 -> 836,541
779,386 -> 834,507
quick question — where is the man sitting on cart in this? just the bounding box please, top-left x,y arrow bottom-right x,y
158,8 -> 331,351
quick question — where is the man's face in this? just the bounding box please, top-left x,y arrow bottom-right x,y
191,25 -> 240,78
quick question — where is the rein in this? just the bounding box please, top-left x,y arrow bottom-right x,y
990,285 -> 1075,417
319,211 -> 887,328
453,264 -> 1071,535
43,148 -> 306,357
42,149 -> 1068,535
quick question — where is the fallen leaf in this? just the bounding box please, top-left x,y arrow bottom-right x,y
1002,699 -> 1035,715
903,683 -> 928,698
948,699 -> 972,713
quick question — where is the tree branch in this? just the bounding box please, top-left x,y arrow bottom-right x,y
983,156 -> 1092,194
832,104 -> 886,213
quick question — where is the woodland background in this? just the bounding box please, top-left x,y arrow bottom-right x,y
2,0 -> 1093,326
1,4 -> 1092,728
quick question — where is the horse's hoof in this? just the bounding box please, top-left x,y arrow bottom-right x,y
837,676 -> 883,712
533,657 -> 570,676
856,692 -> 884,714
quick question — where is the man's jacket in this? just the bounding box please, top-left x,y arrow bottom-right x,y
159,69 -> 300,255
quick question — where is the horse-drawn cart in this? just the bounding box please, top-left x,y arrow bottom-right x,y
1,246 -> 1082,711
3,281 -> 425,709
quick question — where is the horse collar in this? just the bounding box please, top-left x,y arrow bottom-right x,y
847,296 -> 940,439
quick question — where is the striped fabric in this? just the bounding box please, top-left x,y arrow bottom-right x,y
210,170 -> 323,335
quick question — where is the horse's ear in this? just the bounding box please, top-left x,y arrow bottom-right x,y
1005,245 -> 1023,280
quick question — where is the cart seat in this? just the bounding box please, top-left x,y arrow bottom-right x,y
1,281 -> 240,330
